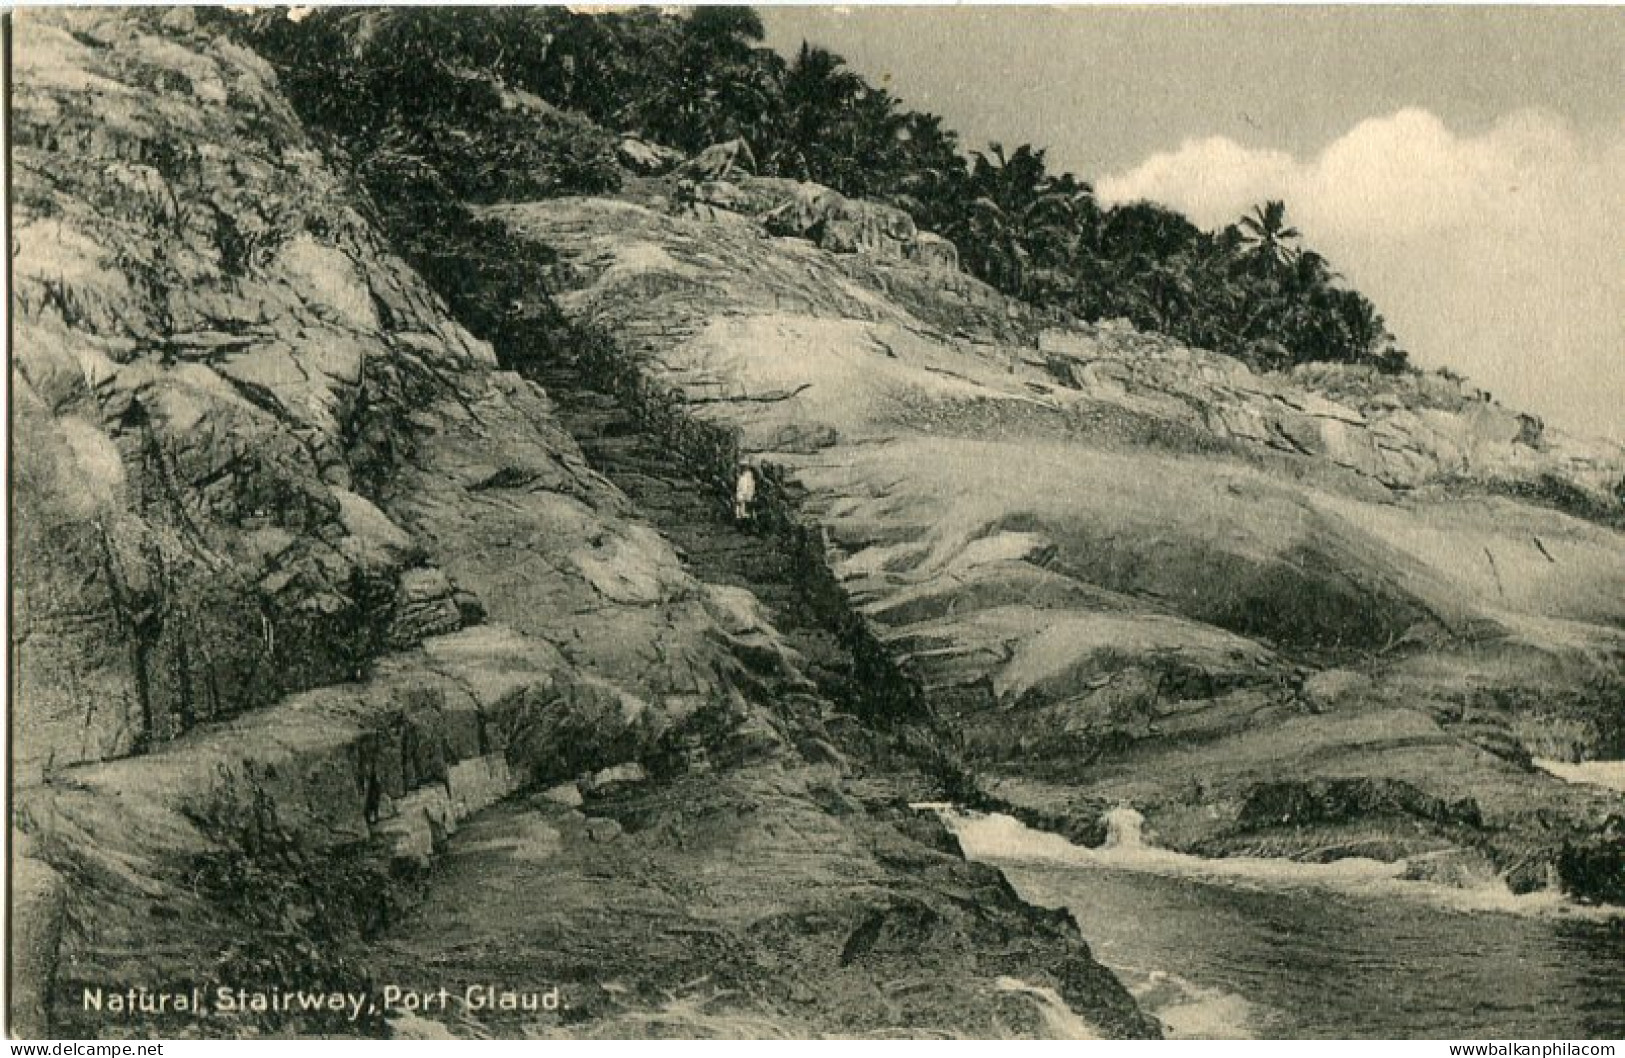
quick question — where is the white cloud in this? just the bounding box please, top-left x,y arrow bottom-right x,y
1097,109 -> 1625,441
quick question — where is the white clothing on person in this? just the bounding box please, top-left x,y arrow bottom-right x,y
734,467 -> 757,522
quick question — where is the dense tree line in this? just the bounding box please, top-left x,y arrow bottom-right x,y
241,5 -> 1410,373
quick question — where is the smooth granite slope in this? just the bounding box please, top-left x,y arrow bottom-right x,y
489,175 -> 1625,892
8,10 -> 1155,1039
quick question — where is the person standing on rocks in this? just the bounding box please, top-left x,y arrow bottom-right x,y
734,463 -> 759,528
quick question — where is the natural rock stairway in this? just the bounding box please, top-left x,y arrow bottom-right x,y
357,356 -> 1163,1041
521,358 -> 872,720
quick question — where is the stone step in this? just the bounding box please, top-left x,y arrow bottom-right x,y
533,372 -> 881,718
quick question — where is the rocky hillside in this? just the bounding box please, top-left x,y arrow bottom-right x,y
485,166 -> 1625,894
8,10 -> 1155,1039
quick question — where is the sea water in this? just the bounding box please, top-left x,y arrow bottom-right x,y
933,807 -> 1625,1039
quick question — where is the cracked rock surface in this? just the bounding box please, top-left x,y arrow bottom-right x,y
10,9 -> 1157,1040
492,181 -> 1625,891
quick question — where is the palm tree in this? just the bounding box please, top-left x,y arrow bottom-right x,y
1286,250 -> 1337,295
1330,289 -> 1390,362
950,144 -> 1096,297
769,43 -> 869,180
635,6 -> 775,151
1100,200 -> 1201,259
1238,199 -> 1302,274
685,5 -> 764,49
891,112 -> 962,187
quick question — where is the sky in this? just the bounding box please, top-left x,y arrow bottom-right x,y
758,7 -> 1625,441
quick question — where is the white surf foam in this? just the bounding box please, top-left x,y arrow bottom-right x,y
920,805 -> 1622,921
1118,967 -> 1264,1040
992,976 -> 1103,1039
1535,758 -> 1625,794
1101,805 -> 1147,849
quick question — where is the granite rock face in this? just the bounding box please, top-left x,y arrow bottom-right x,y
11,9 -> 792,775
1036,326 -> 1622,498
13,8 -> 481,773
10,11 -> 1158,1039
672,172 -> 962,271
490,184 -> 1625,886
11,6 -> 786,1017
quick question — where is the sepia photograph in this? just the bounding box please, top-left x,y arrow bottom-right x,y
6,2 -> 1624,1045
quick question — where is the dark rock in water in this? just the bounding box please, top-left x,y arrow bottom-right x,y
1234,778 -> 1484,832
1558,832 -> 1625,904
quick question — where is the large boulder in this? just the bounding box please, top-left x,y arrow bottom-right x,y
758,178 -> 920,260
617,136 -> 684,176
678,137 -> 757,180
907,230 -> 961,272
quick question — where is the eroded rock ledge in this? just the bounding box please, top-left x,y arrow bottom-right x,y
487,159 -> 1625,901
9,10 -> 1156,1040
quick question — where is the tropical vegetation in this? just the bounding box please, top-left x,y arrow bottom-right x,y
240,5 -> 1411,373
